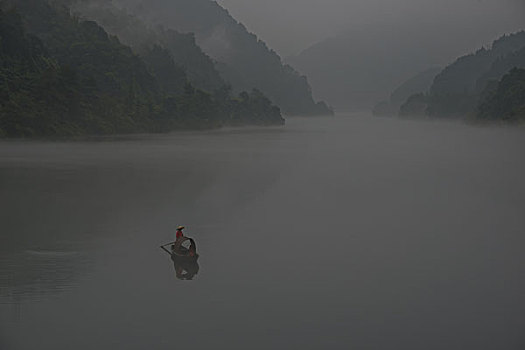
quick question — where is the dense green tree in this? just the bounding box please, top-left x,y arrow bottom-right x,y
140,45 -> 186,96
229,89 -> 283,126
0,6 -> 88,136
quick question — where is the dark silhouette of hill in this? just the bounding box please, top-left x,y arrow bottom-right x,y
113,0 -> 332,116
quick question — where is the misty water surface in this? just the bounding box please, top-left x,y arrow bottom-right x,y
1,114 -> 524,350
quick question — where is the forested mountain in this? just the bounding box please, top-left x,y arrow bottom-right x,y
0,0 -> 284,138
288,19 -> 524,111
431,32 -> 525,97
398,93 -> 428,118
111,0 -> 332,116
0,1 -> 161,136
476,68 -> 525,122
425,32 -> 525,118
373,67 -> 440,116
426,31 -> 525,117
476,46 -> 525,95
70,0 -> 226,93
398,31 -> 525,121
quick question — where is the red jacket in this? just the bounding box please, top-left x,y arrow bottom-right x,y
176,230 -> 184,239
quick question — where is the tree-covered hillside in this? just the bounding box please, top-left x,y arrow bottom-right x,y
427,31 -> 525,117
373,67 -> 440,116
113,0 -> 333,116
0,2 -> 162,137
476,46 -> 525,93
476,68 -> 525,122
70,0 -> 226,93
0,0 -> 284,138
397,31 -> 525,121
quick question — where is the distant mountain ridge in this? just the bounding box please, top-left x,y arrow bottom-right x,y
476,68 -> 525,122
398,31 -> 525,121
478,46 -> 525,91
70,0 -> 226,92
0,0 -> 285,137
427,31 -> 525,118
430,32 -> 525,97
114,0 -> 333,116
288,20 -> 525,111
373,67 -> 441,116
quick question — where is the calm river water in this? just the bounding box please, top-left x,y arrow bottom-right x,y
1,114 -> 524,350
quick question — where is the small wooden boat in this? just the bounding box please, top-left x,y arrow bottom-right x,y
161,237 -> 199,262
161,237 -> 199,280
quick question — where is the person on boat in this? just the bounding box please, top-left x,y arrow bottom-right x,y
175,226 -> 185,241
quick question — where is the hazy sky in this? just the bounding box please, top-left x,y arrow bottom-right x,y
217,0 -> 525,56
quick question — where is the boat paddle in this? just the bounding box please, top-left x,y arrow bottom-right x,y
160,242 -> 174,256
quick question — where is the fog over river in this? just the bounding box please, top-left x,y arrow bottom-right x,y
1,114 -> 524,350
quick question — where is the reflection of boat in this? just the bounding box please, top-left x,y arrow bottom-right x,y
161,237 -> 199,280
172,253 -> 199,280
